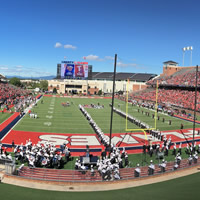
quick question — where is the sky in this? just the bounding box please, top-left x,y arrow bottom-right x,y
0,0 -> 200,77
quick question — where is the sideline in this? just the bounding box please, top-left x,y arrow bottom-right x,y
1,166 -> 199,192
1,96 -> 43,141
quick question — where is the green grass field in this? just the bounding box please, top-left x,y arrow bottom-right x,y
14,97 -> 140,134
0,112 -> 13,124
1,172 -> 200,200
14,97 -> 95,133
12,96 -> 200,169
13,96 -> 199,134
120,102 -> 200,131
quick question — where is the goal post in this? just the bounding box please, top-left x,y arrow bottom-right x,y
125,79 -> 159,133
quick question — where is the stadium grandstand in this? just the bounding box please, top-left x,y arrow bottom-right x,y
1,60 -> 200,191
90,72 -> 155,82
134,61 -> 200,113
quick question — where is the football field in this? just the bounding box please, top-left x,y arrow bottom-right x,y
13,96 -> 199,134
0,112 -> 13,124
123,103 -> 200,131
13,96 -> 139,134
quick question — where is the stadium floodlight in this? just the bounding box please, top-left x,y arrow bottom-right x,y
182,46 -> 193,66
182,47 -> 187,66
190,46 -> 193,66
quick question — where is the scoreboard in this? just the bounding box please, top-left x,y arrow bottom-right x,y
61,61 -> 88,79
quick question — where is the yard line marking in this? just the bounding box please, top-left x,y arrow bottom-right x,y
44,122 -> 52,126
46,115 -> 53,119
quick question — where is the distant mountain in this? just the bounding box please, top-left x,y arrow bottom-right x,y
5,75 -> 56,80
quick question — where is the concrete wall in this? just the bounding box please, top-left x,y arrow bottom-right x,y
161,65 -> 195,77
48,79 -> 147,94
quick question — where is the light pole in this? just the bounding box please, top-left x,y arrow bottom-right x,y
182,47 -> 186,66
182,46 -> 193,66
190,46 -> 193,66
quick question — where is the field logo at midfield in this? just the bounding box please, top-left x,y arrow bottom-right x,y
39,135 -> 100,146
34,130 -> 200,147
2,129 -> 200,150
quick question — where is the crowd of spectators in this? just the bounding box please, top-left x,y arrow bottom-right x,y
0,82 -> 33,113
132,88 -> 200,111
147,68 -> 200,87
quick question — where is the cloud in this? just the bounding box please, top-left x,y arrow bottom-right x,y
0,66 -> 9,70
16,65 -> 23,68
105,56 -> 114,60
117,62 -> 137,68
64,44 -> 77,50
54,42 -> 76,49
83,54 -> 103,61
54,42 -> 62,48
0,65 -> 55,77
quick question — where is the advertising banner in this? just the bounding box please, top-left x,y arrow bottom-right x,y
61,63 -> 66,78
64,63 -> 74,77
83,65 -> 88,78
75,65 -> 84,77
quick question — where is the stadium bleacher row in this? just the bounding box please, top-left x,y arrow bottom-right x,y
132,88 -> 200,111
147,67 -> 199,87
0,83 -> 30,108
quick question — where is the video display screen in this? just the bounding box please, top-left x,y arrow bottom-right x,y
61,61 -> 88,79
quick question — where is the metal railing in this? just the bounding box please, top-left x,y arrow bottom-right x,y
0,158 -> 14,165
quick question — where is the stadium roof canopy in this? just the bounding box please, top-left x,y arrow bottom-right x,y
92,72 -> 157,82
163,60 -> 179,65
